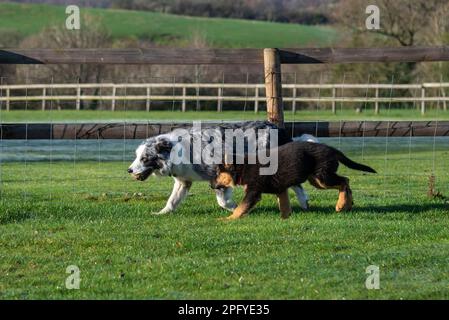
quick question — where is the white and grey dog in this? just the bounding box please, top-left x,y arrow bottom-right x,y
128,121 -> 318,214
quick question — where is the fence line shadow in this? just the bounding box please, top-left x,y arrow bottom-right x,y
248,202 -> 448,215
291,202 -> 449,214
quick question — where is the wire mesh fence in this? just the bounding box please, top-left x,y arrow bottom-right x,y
1,71 -> 449,213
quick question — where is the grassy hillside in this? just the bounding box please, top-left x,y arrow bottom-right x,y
0,2 -> 337,47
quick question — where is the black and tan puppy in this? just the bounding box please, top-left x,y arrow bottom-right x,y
211,141 -> 376,220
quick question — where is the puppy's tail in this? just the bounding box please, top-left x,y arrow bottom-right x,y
336,151 -> 377,173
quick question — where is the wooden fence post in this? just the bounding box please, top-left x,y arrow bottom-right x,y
292,86 -> 297,114
254,86 -> 259,113
264,48 -> 284,128
111,86 -> 116,111
331,87 -> 336,114
217,87 -> 223,112
76,86 -> 81,111
421,86 -> 426,115
6,88 -> 10,111
182,87 -> 186,112
146,87 -> 151,112
374,88 -> 379,115
196,86 -> 200,111
42,88 -> 46,111
441,87 -> 447,111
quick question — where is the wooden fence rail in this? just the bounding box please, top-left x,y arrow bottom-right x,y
2,47 -> 449,65
1,121 -> 448,140
1,82 -> 448,114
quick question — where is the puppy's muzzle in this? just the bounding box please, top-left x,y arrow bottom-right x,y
210,181 -> 225,190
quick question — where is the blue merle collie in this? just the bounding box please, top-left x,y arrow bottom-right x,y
128,121 -> 318,215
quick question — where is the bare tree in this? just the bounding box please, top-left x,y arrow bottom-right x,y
414,2 -> 449,81
334,0 -> 449,83
0,30 -> 23,82
336,0 -> 446,46
18,15 -> 111,109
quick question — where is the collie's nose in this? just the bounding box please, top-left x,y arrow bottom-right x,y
127,168 -> 133,174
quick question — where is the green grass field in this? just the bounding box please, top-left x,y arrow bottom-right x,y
0,2 -> 337,47
1,109 -> 449,123
1,138 -> 449,299
2,1 -> 449,301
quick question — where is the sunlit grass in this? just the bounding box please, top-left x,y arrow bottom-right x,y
1,143 -> 449,299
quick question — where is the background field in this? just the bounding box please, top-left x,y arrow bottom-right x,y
1,137 -> 449,299
2,109 -> 449,123
0,2 -> 337,47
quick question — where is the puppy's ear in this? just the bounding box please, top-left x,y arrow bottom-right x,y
224,164 -> 234,170
156,138 -> 172,153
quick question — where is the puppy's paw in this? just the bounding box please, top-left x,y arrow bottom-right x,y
218,215 -> 241,221
346,201 -> 354,212
280,213 -> 291,220
335,201 -> 347,212
336,201 -> 352,212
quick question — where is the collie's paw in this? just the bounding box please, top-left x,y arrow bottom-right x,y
225,203 -> 238,212
300,200 -> 309,211
152,208 -> 172,215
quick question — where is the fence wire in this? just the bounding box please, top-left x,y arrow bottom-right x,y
0,72 -> 448,213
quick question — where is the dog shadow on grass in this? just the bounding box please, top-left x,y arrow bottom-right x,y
348,202 -> 449,214
251,202 -> 449,216
0,210 -> 36,225
295,203 -> 448,214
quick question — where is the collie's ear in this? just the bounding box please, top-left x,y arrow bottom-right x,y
156,138 -> 172,153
